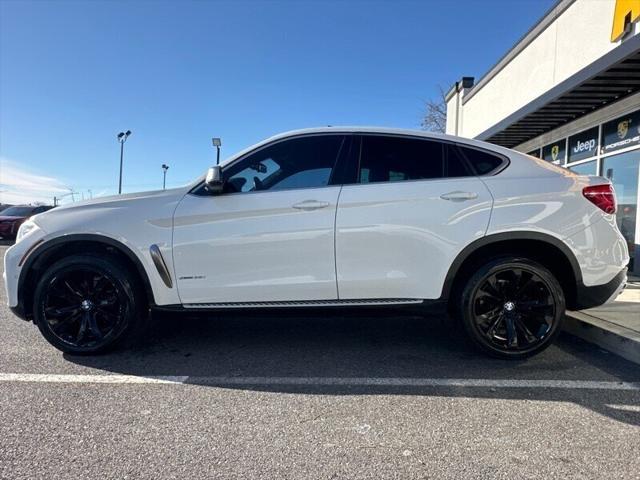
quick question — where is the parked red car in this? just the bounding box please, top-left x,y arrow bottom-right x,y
0,205 -> 54,239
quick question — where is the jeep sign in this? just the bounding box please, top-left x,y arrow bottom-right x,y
568,127 -> 599,162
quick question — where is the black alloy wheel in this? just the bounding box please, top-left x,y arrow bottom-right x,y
34,255 -> 141,354
458,257 -> 565,359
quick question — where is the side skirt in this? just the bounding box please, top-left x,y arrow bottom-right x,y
152,299 -> 448,317
183,298 -> 423,309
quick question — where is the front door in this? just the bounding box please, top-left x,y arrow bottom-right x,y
173,134 -> 347,305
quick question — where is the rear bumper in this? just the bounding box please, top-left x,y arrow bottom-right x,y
574,267 -> 627,310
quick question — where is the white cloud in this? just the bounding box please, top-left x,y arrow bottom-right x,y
0,158 -> 69,205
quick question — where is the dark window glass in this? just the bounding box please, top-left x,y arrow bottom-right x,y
527,149 -> 540,158
457,145 -> 504,175
568,127 -> 599,162
33,206 -> 53,214
602,110 -> 640,154
0,206 -> 35,217
542,140 -> 566,163
445,145 -> 472,177
358,136 -> 450,184
223,135 -> 344,194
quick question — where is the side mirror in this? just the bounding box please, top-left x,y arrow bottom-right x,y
205,166 -> 224,194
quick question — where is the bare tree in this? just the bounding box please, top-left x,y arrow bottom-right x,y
421,85 -> 447,133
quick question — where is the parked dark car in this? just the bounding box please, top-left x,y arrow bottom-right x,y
0,205 -> 54,239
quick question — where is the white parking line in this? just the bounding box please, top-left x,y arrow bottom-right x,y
0,374 -> 639,390
0,374 -> 188,384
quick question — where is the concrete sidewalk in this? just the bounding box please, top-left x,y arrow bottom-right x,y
565,275 -> 640,364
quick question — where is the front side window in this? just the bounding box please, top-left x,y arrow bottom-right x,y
358,136 -> 468,184
223,135 -> 344,194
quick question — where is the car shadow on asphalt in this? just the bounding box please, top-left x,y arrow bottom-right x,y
64,311 -> 640,427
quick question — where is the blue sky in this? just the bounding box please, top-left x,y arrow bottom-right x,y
0,0 -> 555,204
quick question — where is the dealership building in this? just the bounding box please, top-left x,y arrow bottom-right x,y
446,0 -> 640,274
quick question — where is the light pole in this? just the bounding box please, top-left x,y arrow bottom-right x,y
54,190 -> 78,206
212,137 -> 222,165
117,130 -> 132,194
162,164 -> 169,190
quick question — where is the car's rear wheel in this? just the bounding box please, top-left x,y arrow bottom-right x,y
457,257 -> 565,359
33,254 -> 143,354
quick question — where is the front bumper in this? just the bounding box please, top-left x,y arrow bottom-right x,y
4,226 -> 47,320
574,267 -> 627,310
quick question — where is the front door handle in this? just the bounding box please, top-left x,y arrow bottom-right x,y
292,200 -> 330,211
440,191 -> 478,201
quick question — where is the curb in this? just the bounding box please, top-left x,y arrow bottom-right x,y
564,311 -> 640,365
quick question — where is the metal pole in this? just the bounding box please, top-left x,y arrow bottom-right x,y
216,145 -> 220,165
118,141 -> 124,194
163,170 -> 166,190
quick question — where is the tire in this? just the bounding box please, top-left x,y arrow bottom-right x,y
455,256 -> 565,359
33,254 -> 144,355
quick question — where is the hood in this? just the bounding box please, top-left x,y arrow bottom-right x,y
31,185 -> 191,235
51,186 -> 190,211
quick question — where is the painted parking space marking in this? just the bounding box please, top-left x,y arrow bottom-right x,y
0,374 -> 639,390
0,374 -> 189,384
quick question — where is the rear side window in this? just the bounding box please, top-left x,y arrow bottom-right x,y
358,136 -> 470,184
456,145 -> 505,175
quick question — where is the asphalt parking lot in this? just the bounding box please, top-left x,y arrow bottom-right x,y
1,245 -> 639,480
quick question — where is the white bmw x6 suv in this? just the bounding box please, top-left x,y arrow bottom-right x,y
4,128 -> 629,358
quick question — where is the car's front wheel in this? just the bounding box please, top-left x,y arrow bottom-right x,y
457,257 -> 565,359
33,254 -> 143,354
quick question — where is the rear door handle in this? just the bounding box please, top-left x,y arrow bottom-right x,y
440,191 -> 479,201
292,200 -> 330,211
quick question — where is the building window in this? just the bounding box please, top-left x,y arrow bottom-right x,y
603,150 -> 639,271
568,127 -> 599,162
568,160 -> 597,175
602,110 -> 640,155
542,140 -> 566,164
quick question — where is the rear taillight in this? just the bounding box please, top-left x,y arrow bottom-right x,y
582,184 -> 616,214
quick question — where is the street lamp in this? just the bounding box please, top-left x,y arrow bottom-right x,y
162,164 -> 169,190
54,189 -> 78,206
212,137 -> 222,165
117,130 -> 132,194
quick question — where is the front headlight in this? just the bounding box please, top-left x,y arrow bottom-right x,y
16,220 -> 39,243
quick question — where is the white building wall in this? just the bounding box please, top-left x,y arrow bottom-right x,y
446,0 -> 618,139
445,92 -> 460,135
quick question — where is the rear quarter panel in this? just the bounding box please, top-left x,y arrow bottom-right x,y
481,151 -> 629,286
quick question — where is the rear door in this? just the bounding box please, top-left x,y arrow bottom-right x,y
335,134 -> 494,300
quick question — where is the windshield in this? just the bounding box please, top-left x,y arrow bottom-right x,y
0,206 -> 35,217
